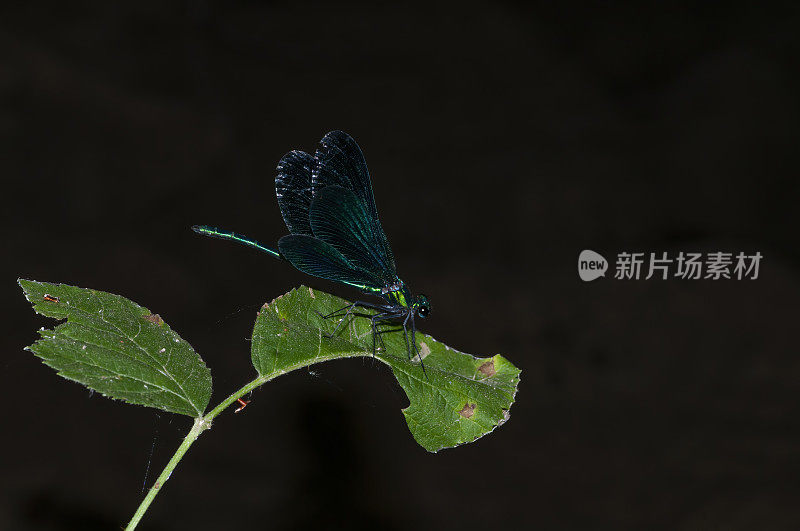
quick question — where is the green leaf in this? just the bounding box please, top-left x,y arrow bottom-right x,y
19,279 -> 212,417
252,286 -> 520,452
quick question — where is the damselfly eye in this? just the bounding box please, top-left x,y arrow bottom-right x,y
415,294 -> 430,318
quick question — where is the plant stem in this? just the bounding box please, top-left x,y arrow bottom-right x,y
125,416 -> 207,530
124,375 -> 269,530
125,354 -> 382,529
204,374 -> 269,421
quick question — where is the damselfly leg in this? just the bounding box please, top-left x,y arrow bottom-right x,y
317,301 -> 428,376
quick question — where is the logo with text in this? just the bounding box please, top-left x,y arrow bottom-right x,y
578,250 -> 608,281
578,251 -> 762,281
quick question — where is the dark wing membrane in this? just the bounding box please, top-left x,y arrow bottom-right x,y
278,234 -> 384,291
309,185 -> 397,285
312,131 -> 379,221
275,150 -> 315,235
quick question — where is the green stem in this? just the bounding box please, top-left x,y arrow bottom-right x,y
124,353 -> 381,529
124,416 -> 208,530
124,375 -> 270,530
205,375 -> 269,421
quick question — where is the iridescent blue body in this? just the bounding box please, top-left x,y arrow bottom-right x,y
193,131 -> 430,370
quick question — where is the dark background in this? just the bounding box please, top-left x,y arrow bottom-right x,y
2,2 -> 798,530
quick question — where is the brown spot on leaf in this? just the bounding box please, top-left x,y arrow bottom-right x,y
459,403 -> 477,419
143,313 -> 164,326
154,481 -> 161,490
308,287 -> 316,298
478,360 -> 496,377
43,294 -> 60,303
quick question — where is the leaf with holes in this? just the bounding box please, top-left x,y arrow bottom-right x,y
251,286 -> 521,452
19,279 -> 212,417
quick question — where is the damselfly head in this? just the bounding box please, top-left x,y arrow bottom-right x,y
414,294 -> 430,318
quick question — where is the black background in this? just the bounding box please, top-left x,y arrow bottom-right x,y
2,2 -> 799,530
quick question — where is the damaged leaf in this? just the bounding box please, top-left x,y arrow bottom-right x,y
19,279 -> 212,417
251,286 -> 521,452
